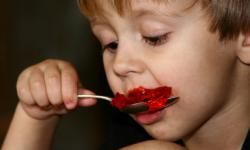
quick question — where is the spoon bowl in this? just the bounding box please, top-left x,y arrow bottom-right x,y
121,96 -> 178,114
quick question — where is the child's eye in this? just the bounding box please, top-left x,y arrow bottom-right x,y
143,33 -> 169,46
102,41 -> 118,53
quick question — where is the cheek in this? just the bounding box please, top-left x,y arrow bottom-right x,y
143,41 -> 236,139
149,30 -> 236,102
153,46 -> 235,107
103,55 -> 115,91
103,54 -> 123,94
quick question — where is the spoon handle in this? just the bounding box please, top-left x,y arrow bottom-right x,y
77,94 -> 112,101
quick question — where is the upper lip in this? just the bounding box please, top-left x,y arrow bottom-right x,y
125,85 -> 157,93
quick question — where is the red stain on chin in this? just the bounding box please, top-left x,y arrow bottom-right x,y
111,86 -> 172,113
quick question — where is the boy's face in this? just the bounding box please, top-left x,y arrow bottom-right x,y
90,0 -> 238,140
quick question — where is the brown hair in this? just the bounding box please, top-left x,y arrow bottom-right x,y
77,0 -> 250,40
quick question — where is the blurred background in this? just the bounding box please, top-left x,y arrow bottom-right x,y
0,0 -> 112,149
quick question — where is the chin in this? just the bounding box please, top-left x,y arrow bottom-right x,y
142,122 -> 184,141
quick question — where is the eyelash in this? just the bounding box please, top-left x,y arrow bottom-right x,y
102,41 -> 118,53
143,33 -> 169,46
102,33 -> 169,52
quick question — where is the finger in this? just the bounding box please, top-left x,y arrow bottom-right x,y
78,88 -> 97,107
44,64 -> 63,106
59,62 -> 78,110
29,68 -> 50,107
16,69 -> 35,105
53,104 -> 68,115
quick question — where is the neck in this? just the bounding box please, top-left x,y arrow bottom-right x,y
184,102 -> 249,150
183,61 -> 250,150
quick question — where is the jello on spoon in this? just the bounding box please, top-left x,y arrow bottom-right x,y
111,86 -> 178,113
77,86 -> 178,114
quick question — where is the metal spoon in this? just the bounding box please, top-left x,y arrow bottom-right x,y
121,96 -> 178,114
77,94 -> 178,114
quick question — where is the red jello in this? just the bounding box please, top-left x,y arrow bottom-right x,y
111,86 -> 172,113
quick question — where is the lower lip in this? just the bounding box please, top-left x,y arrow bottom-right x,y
134,109 -> 164,125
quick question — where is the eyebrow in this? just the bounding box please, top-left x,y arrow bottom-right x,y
90,14 -> 111,27
134,8 -> 162,18
132,7 -> 182,19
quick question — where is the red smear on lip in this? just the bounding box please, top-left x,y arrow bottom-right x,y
111,86 -> 172,113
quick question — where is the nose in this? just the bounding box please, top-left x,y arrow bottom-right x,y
112,47 -> 145,77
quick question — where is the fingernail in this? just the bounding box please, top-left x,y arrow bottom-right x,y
65,100 -> 75,108
74,95 -> 78,101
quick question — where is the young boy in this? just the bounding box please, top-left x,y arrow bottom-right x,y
2,0 -> 250,149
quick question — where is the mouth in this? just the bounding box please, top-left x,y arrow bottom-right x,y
112,86 -> 175,113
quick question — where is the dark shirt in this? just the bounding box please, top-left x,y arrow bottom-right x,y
101,108 -> 152,150
242,130 -> 250,150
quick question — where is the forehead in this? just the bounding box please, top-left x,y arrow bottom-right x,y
79,0 -> 201,22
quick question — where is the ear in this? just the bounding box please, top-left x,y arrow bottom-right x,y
237,33 -> 250,64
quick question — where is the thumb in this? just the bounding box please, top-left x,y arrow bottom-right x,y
77,88 -> 97,107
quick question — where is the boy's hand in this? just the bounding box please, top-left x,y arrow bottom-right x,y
16,59 -> 97,120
